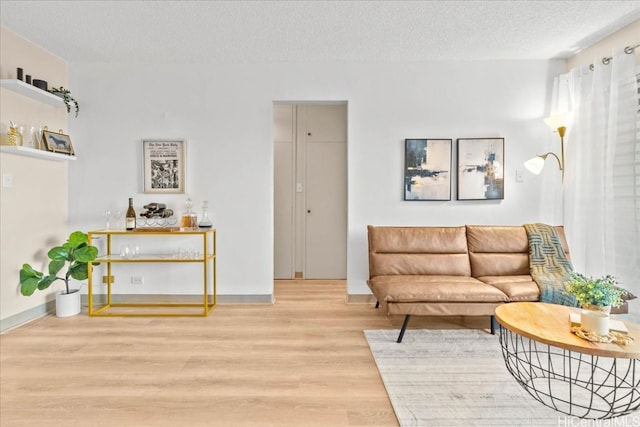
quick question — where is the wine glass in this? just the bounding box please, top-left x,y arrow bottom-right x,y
103,210 -> 112,230
112,210 -> 123,229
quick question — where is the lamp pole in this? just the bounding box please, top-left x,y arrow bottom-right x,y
557,126 -> 566,180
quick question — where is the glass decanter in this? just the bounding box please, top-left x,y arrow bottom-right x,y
181,197 -> 197,229
198,200 -> 213,228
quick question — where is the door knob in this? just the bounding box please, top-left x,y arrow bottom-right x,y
307,210 -> 311,213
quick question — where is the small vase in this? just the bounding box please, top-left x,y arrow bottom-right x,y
580,305 -> 611,336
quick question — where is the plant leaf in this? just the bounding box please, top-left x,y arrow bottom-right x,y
37,275 -> 57,291
48,245 -> 69,261
68,231 -> 88,247
74,245 -> 98,262
19,264 -> 43,296
48,259 -> 65,276
68,262 -> 89,281
19,263 -> 42,282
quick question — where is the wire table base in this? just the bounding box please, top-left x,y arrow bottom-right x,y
499,325 -> 640,419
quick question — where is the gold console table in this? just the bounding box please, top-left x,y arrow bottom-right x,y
87,228 -> 216,317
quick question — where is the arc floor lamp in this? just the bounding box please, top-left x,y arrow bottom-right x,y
525,113 -> 570,180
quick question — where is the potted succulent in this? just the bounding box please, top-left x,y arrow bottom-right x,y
19,231 -> 98,317
564,272 -> 625,335
49,86 -> 79,117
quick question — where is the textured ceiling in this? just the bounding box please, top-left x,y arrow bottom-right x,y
1,1 -> 639,63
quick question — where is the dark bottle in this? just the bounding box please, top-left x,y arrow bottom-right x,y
126,198 -> 136,230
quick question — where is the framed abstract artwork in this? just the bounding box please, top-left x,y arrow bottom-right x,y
457,137 -> 504,200
142,139 -> 186,194
403,138 -> 452,201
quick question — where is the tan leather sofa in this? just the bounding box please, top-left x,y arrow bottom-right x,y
367,225 -> 628,342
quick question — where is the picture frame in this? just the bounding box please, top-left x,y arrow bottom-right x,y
142,139 -> 186,194
457,138 -> 504,200
404,138 -> 452,201
42,130 -> 74,155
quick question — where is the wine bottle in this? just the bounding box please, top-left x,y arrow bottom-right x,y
126,198 -> 136,230
143,203 -> 166,212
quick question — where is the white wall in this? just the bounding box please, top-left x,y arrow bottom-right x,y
68,59 -> 565,298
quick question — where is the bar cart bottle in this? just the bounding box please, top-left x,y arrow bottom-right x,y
198,201 -> 213,228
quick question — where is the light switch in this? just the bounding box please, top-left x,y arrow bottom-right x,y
2,173 -> 13,188
515,169 -> 524,182
296,183 -> 303,193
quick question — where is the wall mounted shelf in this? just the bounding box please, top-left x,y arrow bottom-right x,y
0,145 -> 76,161
0,79 -> 65,107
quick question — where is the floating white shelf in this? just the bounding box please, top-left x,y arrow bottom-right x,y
0,145 -> 76,161
0,79 -> 65,107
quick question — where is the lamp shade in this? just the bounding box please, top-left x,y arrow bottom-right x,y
544,112 -> 572,130
524,156 -> 545,175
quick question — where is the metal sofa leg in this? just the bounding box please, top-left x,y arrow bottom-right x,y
397,315 -> 411,343
375,300 -> 380,309
490,315 -> 496,335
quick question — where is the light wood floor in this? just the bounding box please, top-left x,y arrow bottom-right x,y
0,280 -> 489,427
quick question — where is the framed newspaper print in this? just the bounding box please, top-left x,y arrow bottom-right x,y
142,139 -> 186,194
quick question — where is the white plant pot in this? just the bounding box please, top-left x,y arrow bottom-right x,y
56,289 -> 81,317
580,309 -> 610,336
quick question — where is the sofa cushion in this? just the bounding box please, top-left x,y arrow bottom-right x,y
476,275 -> 540,302
368,275 -> 509,303
368,226 -> 471,276
466,225 -> 570,277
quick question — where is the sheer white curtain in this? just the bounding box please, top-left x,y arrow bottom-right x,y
558,49 -> 640,308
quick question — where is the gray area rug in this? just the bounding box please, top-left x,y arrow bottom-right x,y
364,329 -> 637,426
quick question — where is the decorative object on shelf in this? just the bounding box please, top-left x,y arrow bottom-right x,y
42,129 -> 74,155
104,209 -> 113,230
140,202 -> 173,219
32,79 -> 48,91
457,137 -> 505,200
19,231 -> 99,317
199,200 -> 213,228
403,139 -> 452,201
136,218 -> 179,227
525,112 -> 571,181
126,197 -> 136,230
25,75 -> 31,84
48,86 -> 79,117
565,272 -> 625,336
1,121 -> 24,146
16,67 -> 23,81
142,139 -> 186,194
25,124 -> 38,149
36,125 -> 47,150
181,197 -> 198,229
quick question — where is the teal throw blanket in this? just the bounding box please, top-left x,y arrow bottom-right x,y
524,223 -> 579,307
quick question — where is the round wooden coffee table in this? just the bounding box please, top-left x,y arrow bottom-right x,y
495,302 -> 640,420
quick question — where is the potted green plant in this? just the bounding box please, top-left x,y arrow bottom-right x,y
565,272 -> 625,336
19,231 -> 98,317
49,86 -> 79,117
564,272 -> 624,311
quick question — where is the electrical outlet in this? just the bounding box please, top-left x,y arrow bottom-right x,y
2,173 -> 13,188
131,276 -> 144,285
